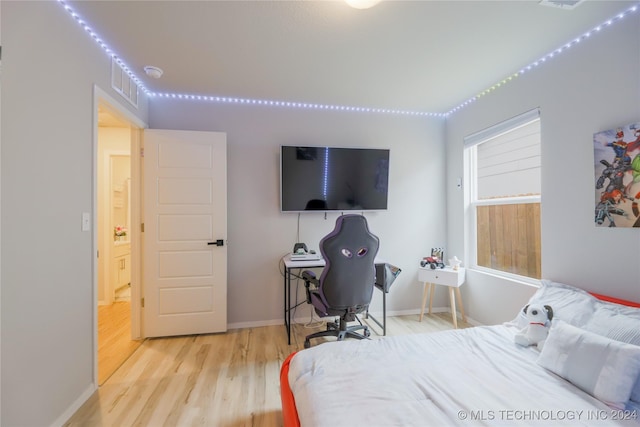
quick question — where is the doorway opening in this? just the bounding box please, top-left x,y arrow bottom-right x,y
95,88 -> 144,385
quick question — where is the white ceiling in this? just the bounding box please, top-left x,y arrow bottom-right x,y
69,0 -> 635,114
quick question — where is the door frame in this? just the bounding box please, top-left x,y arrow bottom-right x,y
92,85 -> 146,385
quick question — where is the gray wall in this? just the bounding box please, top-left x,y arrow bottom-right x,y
149,100 -> 447,327
2,2 -> 446,424
445,11 -> 640,325
1,2 -> 148,425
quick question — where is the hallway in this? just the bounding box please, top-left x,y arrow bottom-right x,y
98,299 -> 142,385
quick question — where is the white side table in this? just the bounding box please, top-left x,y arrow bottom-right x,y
418,267 -> 466,328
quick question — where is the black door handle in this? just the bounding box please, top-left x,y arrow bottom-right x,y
208,239 -> 224,247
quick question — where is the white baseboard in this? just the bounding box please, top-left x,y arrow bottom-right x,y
50,383 -> 96,427
228,306 -> 482,331
228,318 -> 285,330
367,307 -> 481,327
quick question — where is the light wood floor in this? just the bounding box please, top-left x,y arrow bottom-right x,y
98,301 -> 143,385
67,312 -> 471,426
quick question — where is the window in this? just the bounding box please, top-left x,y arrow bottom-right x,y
465,109 -> 541,280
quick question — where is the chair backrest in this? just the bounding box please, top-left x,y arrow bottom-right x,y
318,214 -> 380,310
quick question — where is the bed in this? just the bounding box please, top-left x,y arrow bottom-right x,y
280,280 -> 640,426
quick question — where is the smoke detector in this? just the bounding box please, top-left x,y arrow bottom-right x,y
143,65 -> 163,79
539,0 -> 584,10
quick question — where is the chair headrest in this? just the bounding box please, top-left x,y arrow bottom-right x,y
318,215 -> 380,308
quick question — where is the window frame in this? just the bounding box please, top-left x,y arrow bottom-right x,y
465,109 -> 542,285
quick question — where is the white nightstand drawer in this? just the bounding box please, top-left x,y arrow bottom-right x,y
418,267 -> 465,287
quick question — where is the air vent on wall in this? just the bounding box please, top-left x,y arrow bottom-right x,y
539,0 -> 584,10
111,58 -> 139,108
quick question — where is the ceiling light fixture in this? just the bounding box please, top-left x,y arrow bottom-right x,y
539,0 -> 584,10
345,0 -> 381,10
144,65 -> 163,79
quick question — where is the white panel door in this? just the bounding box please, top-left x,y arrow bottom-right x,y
143,129 -> 227,337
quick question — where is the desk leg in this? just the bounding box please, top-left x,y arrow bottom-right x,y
419,282 -> 431,322
382,289 -> 387,336
455,287 -> 467,323
428,284 -> 435,315
449,287 -> 458,329
364,287 -> 386,335
284,268 -> 291,345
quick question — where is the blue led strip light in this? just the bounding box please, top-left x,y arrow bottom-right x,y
445,2 -> 639,116
58,0 -> 638,117
323,147 -> 329,200
57,0 -> 150,95
150,92 -> 443,117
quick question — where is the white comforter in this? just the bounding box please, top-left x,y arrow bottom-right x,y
288,324 -> 638,426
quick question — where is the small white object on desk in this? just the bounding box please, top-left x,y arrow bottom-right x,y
448,256 -> 462,271
290,252 -> 322,261
418,266 -> 466,328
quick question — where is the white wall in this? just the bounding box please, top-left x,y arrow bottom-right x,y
149,100 -> 448,327
1,2 -> 148,425
445,11 -> 640,325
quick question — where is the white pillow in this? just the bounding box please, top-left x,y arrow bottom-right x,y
633,377 -> 640,405
537,320 -> 640,409
584,304 -> 640,346
583,304 -> 640,403
515,280 -> 597,329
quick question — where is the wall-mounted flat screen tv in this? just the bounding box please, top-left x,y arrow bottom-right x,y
280,146 -> 390,212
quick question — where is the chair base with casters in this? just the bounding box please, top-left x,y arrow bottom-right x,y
302,270 -> 372,348
303,311 -> 371,349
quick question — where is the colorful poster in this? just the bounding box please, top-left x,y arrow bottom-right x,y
593,122 -> 640,227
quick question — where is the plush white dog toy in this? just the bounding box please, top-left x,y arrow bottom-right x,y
514,303 -> 554,350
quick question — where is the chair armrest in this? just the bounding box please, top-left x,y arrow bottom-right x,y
301,270 -> 318,304
375,263 -> 402,293
301,270 -> 318,285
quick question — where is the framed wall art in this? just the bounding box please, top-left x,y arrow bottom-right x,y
593,121 -> 640,227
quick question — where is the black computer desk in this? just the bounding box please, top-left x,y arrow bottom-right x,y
282,254 -> 400,345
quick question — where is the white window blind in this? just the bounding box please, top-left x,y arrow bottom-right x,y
465,109 -> 541,200
464,108 -> 540,148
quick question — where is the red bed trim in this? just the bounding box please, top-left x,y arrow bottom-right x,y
591,292 -> 640,308
281,351 -> 301,427
279,292 -> 640,427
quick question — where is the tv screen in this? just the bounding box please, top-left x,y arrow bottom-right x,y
280,146 -> 390,212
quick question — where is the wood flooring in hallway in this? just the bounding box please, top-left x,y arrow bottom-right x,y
98,300 -> 143,385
